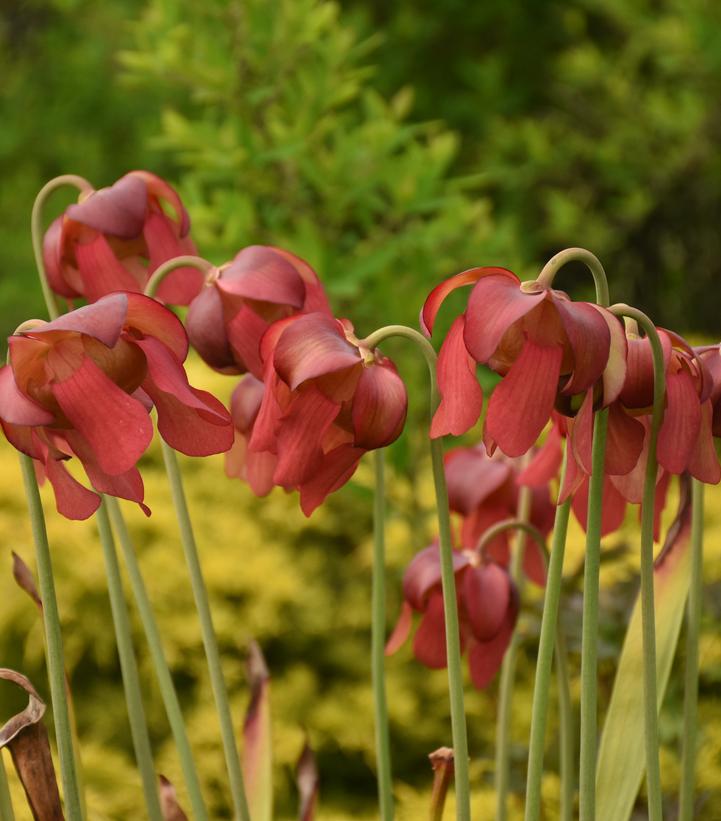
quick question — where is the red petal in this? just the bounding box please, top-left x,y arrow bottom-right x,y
124,293 -> 188,361
522,539 -> 547,587
385,601 -> 414,655
570,389 -> 594,475
298,444 -> 365,515
248,370 -> 289,453
218,245 -> 305,307
45,457 -> 101,521
186,286 -> 237,372
271,247 -> 332,315
131,171 -> 190,235
273,314 -> 360,390
34,292 -> 128,348
572,475 -> 627,537
688,400 -> 721,484
352,361 -> 407,448
596,306 -> 628,404
66,175 -> 147,238
620,332 -> 672,410
75,234 -> 144,301
462,563 -> 511,641
226,303 -> 270,378
413,590 -> 450,669
144,212 -> 203,305
421,266 -> 517,337
485,340 -> 563,457
0,366 -> 54,425
403,544 -> 468,611
272,387 -> 340,486
430,314 -> 483,438
554,299 -> 611,395
51,354 -> 152,475
467,607 -> 516,690
464,275 -> 546,364
517,422 -> 564,487
445,445 -> 512,515
606,401 -> 645,475
657,369 -> 701,475
230,375 -> 265,434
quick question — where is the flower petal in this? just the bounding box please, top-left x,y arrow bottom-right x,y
620,332 -> 672,410
144,212 -> 203,305
44,457 -> 101,520
606,401 -> 645,476
186,286 -> 237,373
517,421 -> 564,487
273,314 -> 360,390
467,591 -> 518,689
230,375 -> 265,434
421,267 -> 517,337
74,234 -> 144,301
131,171 -> 190,235
430,314 -> 483,438
298,444 -> 365,515
124,293 -> 189,361
50,354 -> 152,475
272,247 -> 332,315
218,245 -> 306,308
33,292 -> 128,348
403,544 -> 468,611
352,361 -> 407,448
485,339 -> 564,457
385,601 -> 414,655
569,389 -> 594,475
226,303 -> 270,378
554,299 -> 611,395
464,275 -> 546,364
687,400 -> 721,485
657,369 -> 702,475
572,475 -> 627,537
445,445 -> 512,515
522,539 -> 547,587
66,175 -> 147,238
462,563 -> 511,641
0,366 -> 54,426
413,590 -> 450,669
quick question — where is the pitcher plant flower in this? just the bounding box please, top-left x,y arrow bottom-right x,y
386,542 -> 519,689
0,293 -> 233,519
43,171 -> 202,305
235,311 -> 407,514
421,266 -> 627,456
186,245 -> 332,377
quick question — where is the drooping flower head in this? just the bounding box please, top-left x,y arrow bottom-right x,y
386,543 -> 519,689
233,312 -> 407,514
0,293 -> 233,519
445,444 -> 555,585
43,171 -> 202,305
186,245 -> 331,377
421,267 -> 626,456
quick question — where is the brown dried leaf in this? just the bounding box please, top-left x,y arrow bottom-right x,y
159,774 -> 189,821
296,739 -> 318,821
11,552 -> 42,611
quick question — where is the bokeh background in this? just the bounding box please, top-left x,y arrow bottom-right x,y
2,0 -> 721,818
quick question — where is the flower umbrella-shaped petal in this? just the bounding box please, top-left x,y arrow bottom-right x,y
462,562 -> 511,642
217,245 -> 306,307
402,544 -> 468,611
445,445 -> 512,515
554,299 -> 612,395
657,369 -> 702,475
351,361 -> 407,449
66,174 -> 147,238
413,590 -> 452,669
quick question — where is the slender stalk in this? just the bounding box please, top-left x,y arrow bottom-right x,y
362,324 -> 471,821
94,500 -> 163,821
18,454 -> 82,820
579,407 -> 609,821
0,751 -> 15,821
30,175 -> 92,321
105,497 -> 209,821
609,304 -> 666,821
556,628 -> 574,821
534,247 -> 610,307
679,479 -> 704,821
524,445 -> 572,821
145,255 -> 214,298
495,482 -> 533,821
371,449 -> 394,820
160,442 -> 250,821
429,748 -> 454,821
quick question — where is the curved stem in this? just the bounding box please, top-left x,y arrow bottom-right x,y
609,304 -> 666,821
95,500 -> 163,821
105,497 -> 209,821
17,454 -> 83,820
534,247 -> 610,307
31,175 -> 92,321
362,324 -> 471,821
144,255 -> 214,299
160,442 -> 250,821
579,406 -> 609,821
524,444 -> 572,821
679,479 -> 704,821
371,449 -> 394,820
0,751 -> 15,821
495,484 -> 534,821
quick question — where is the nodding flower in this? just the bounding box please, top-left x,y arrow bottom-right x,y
386,542 -> 518,690
0,293 -> 232,520
186,245 -> 331,377
229,311 -> 407,515
421,266 -> 626,457
43,171 -> 202,305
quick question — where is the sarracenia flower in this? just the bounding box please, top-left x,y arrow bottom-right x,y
43,171 -> 202,305
186,245 -> 331,377
445,444 -> 555,585
421,266 -> 626,456
237,312 -> 407,515
386,543 -> 519,689
0,293 -> 232,519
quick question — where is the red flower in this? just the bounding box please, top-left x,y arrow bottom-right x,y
186,245 -> 331,377
421,267 -> 626,456
445,444 -> 555,585
43,171 -> 202,305
237,312 -> 407,515
0,293 -> 232,520
386,544 -> 518,689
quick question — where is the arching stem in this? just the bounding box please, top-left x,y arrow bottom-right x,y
362,324 -> 471,821
609,304 -> 666,821
144,255 -> 215,298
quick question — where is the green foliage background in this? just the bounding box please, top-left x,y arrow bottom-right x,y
2,0 -> 721,817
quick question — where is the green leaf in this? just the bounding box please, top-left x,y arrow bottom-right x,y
243,641 -> 273,821
596,477 -> 693,821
